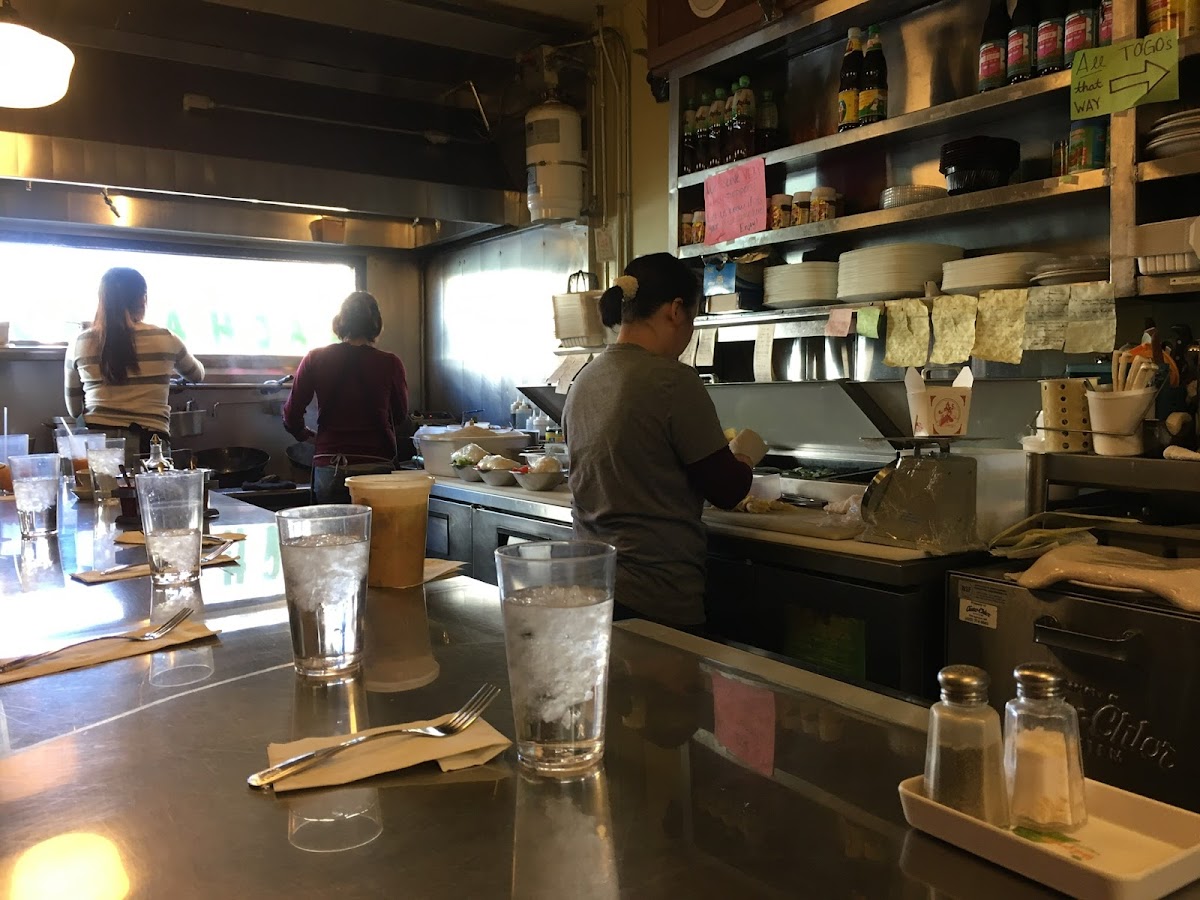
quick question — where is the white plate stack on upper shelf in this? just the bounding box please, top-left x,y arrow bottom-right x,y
940,252 -> 1054,294
1146,109 -> 1200,159
836,243 -> 963,303
763,262 -> 840,309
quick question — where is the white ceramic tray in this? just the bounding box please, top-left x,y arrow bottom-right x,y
899,775 -> 1200,900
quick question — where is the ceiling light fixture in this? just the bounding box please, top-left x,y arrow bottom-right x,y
0,0 -> 75,109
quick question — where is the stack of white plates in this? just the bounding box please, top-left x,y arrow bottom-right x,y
941,252 -> 1054,294
1030,255 -> 1110,286
836,243 -> 964,303
1147,109 -> 1200,159
763,262 -> 840,308
880,185 -> 948,209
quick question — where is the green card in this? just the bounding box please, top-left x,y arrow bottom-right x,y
1071,30 -> 1179,119
856,306 -> 881,339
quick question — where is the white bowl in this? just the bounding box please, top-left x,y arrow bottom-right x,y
479,468 -> 517,487
513,471 -> 565,492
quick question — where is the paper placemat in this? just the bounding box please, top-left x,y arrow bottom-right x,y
265,716 -> 510,792
0,619 -> 218,686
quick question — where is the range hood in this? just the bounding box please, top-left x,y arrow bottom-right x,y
0,129 -> 526,250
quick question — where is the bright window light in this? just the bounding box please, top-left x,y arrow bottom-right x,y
0,241 -> 358,355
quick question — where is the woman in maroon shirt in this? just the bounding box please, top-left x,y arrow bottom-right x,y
282,292 -> 409,504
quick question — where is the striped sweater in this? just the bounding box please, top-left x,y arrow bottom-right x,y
64,322 -> 205,433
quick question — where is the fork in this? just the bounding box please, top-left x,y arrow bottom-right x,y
95,540 -> 235,577
0,608 -> 194,674
247,683 -> 501,789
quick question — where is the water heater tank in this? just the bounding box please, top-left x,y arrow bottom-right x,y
525,99 -> 584,222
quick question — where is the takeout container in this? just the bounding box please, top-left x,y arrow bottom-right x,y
906,367 -> 974,437
1087,388 -> 1155,457
345,473 -> 435,589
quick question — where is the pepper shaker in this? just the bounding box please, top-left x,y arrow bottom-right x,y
1004,663 -> 1087,832
925,665 -> 1010,827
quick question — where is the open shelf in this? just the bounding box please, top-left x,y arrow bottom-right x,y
676,71 -> 1071,190
1138,149 -> 1200,182
678,168 -> 1109,259
1137,273 -> 1200,296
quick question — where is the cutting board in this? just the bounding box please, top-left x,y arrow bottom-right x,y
704,507 -> 864,540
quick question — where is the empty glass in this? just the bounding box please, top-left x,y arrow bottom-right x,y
135,471 -> 204,588
10,454 -> 61,538
86,438 -> 126,502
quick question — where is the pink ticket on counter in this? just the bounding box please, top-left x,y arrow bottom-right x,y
712,670 -> 777,777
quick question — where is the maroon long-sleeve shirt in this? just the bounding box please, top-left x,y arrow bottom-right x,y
282,342 -> 409,464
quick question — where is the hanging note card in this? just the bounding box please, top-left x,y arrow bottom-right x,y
825,308 -> 854,338
1064,281 -> 1117,353
972,289 -> 1028,364
753,323 -> 776,382
930,295 -> 979,365
696,329 -> 718,368
679,331 -> 700,368
1024,285 -> 1070,351
884,299 -> 930,368
554,354 -> 590,394
1070,31 -> 1179,120
856,306 -> 881,339
703,158 -> 768,246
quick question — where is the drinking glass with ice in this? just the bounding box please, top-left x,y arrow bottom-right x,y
135,471 -> 204,588
496,541 -> 616,777
276,504 -> 372,679
87,437 -> 126,502
10,454 -> 61,538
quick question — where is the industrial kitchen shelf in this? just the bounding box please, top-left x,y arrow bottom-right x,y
675,71 -> 1072,190
677,168 -> 1109,260
693,301 -> 874,331
1137,149 -> 1200,182
1136,273 -> 1200,296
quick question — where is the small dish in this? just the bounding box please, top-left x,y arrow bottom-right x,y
479,468 -> 517,487
455,466 -> 484,482
513,471 -> 565,492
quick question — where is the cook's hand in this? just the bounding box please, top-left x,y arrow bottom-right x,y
729,429 -> 767,468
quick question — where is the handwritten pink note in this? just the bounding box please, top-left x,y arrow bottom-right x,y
825,307 -> 854,338
703,158 -> 767,246
711,671 -> 776,776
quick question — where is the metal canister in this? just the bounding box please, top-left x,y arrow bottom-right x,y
680,213 -> 694,246
1052,139 -> 1069,177
769,193 -> 792,230
1068,120 -> 1106,173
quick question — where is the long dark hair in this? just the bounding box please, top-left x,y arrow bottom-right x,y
94,267 -> 147,385
332,291 -> 383,341
599,253 -> 700,328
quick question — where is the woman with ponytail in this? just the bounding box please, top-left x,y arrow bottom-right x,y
64,267 -> 204,465
564,253 -> 761,629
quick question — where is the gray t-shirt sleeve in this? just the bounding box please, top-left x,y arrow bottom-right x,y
666,365 -> 729,466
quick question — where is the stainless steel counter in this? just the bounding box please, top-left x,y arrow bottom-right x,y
2,492 -> 1178,898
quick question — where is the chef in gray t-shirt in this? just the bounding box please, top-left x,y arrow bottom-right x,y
564,253 -> 762,628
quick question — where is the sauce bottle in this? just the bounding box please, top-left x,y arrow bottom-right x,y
979,0 -> 1011,91
681,101 -> 697,175
1099,0 -> 1113,42
694,94 -> 711,170
757,88 -> 781,153
837,28 -> 864,132
1036,0 -> 1067,75
733,75 -> 756,160
1008,0 -> 1038,82
723,83 -> 738,163
709,89 -> 728,168
858,25 -> 888,126
1064,0 -> 1098,66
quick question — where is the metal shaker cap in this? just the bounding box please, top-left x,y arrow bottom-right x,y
1014,662 -> 1065,700
938,665 -> 990,704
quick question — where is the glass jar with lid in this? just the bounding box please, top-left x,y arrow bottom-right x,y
1004,662 -> 1087,832
924,665 -> 1010,826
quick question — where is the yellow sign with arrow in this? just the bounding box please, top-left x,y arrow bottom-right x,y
1070,30 -> 1179,119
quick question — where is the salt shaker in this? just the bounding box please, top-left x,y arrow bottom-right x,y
925,665 -> 1010,827
1004,663 -> 1087,832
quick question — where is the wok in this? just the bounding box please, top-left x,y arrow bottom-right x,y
285,442 -> 315,478
194,446 -> 270,487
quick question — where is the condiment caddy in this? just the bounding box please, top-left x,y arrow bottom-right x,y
902,663 -> 1200,899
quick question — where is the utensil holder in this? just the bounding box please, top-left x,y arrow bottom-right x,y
1040,379 -> 1091,453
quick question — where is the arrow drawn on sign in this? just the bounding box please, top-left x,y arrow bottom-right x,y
1110,59 -> 1170,95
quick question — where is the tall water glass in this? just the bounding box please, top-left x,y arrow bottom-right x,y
87,438 -> 126,501
10,454 -> 61,538
135,471 -> 204,588
56,431 -> 103,492
496,541 -> 616,777
277,505 -> 372,679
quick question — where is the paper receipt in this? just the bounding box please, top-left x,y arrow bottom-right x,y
1064,282 -> 1116,353
884,299 -> 930,368
930,294 -> 979,364
972,289 -> 1028,364
1024,285 -> 1070,351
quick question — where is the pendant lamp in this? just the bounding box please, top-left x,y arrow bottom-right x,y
0,0 -> 74,109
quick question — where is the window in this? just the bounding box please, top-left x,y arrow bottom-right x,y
0,241 -> 358,355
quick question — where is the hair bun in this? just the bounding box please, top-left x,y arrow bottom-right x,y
598,285 -> 624,329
